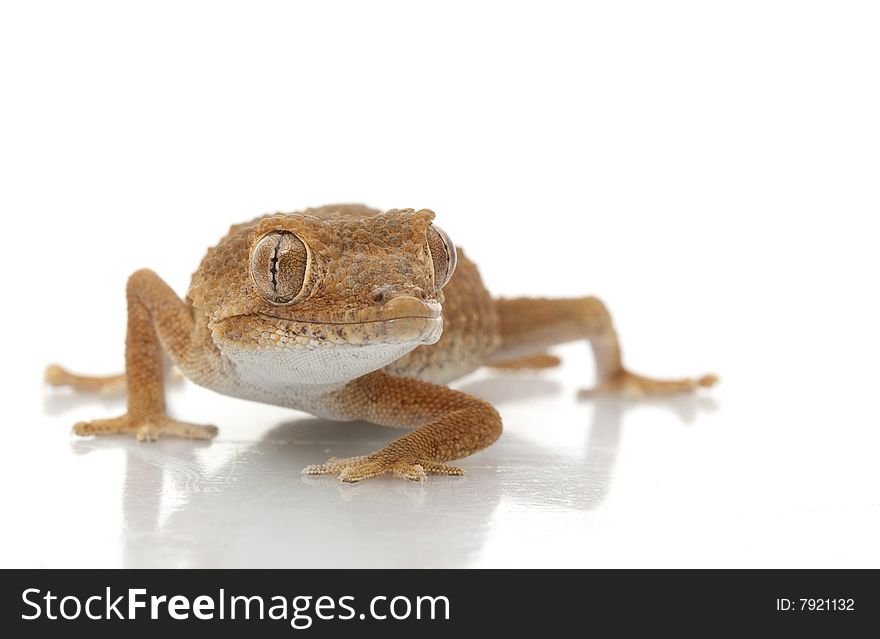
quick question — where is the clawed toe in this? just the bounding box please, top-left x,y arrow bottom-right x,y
580,370 -> 719,398
73,414 -> 218,441
696,374 -> 719,388
302,453 -> 464,483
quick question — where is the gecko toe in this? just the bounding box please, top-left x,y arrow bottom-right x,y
303,453 -> 464,483
72,414 -> 217,441
697,374 -> 719,387
580,369 -> 720,398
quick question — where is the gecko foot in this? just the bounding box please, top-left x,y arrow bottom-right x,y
45,364 -> 185,396
302,453 -> 464,483
579,370 -> 718,399
73,414 -> 218,441
45,364 -> 127,396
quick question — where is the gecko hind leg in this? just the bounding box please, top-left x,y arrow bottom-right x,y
487,353 -> 562,370
579,369 -> 718,398
489,296 -> 717,398
45,364 -> 183,396
45,365 -> 127,395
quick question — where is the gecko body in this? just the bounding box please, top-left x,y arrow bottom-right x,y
47,204 -> 716,482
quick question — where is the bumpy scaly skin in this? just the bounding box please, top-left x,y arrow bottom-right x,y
302,371 -> 502,481
46,204 -> 717,482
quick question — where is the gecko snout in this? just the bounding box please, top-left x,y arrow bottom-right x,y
373,294 -> 443,344
380,295 -> 440,321
371,285 -> 429,304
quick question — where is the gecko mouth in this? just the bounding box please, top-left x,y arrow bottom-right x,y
256,313 -> 441,326
214,297 -> 443,348
261,296 -> 441,324
268,314 -> 441,344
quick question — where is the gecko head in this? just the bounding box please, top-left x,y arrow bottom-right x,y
189,206 -> 457,384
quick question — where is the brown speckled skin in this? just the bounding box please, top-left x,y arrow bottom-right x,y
46,204 -> 716,482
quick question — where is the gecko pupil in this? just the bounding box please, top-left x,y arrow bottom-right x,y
269,237 -> 281,292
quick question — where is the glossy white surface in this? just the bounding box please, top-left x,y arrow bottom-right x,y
5,337 -> 879,568
1,2 -> 879,568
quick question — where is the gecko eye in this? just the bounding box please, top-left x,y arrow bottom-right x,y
251,232 -> 310,304
426,224 -> 457,289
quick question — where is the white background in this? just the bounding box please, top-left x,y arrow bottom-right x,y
1,1 -> 878,567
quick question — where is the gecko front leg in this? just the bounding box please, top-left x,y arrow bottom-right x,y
303,371 -> 502,482
47,269 -> 217,441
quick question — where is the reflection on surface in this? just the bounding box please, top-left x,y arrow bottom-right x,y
61,374 -> 717,567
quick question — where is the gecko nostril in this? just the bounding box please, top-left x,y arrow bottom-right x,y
371,289 -> 388,304
414,288 -> 428,301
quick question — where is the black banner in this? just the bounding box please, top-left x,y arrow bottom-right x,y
2,569 -> 876,636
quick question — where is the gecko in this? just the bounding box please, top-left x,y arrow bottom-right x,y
45,204 -> 717,482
